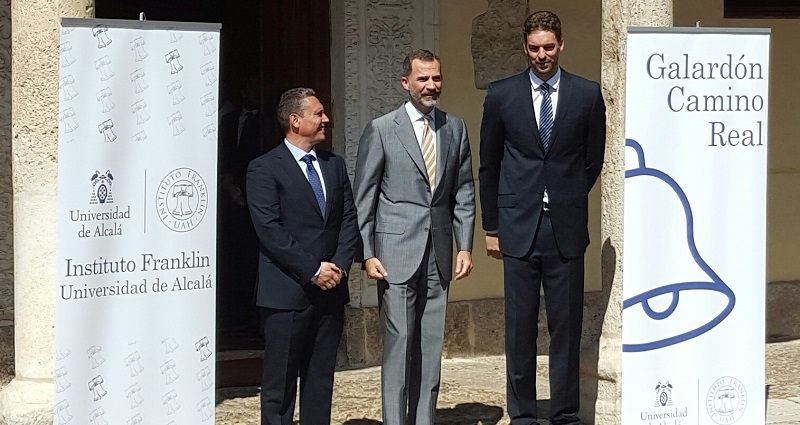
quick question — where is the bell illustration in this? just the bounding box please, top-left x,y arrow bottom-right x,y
622,138 -> 735,353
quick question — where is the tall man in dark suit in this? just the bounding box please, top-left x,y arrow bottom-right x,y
479,11 -> 606,425
247,87 -> 359,425
354,49 -> 476,425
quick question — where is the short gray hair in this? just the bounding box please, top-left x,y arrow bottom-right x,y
276,87 -> 317,132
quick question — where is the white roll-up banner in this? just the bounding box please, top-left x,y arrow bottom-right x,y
55,18 -> 220,424
622,28 -> 769,425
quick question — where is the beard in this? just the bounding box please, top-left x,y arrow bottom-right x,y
411,90 -> 439,108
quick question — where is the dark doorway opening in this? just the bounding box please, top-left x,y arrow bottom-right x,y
96,0 -> 333,387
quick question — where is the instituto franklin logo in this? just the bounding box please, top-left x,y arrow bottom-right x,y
706,376 -> 747,424
156,168 -> 208,232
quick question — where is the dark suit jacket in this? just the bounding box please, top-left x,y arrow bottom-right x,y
479,69 -> 606,259
246,142 -> 359,310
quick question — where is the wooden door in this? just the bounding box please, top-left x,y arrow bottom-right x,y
261,1 -> 333,152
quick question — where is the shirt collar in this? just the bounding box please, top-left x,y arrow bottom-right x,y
404,101 -> 436,127
529,68 -> 561,91
284,139 -> 317,162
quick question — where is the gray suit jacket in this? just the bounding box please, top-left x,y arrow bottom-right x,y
354,104 -> 475,284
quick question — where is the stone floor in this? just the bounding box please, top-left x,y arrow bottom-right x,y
216,339 -> 800,424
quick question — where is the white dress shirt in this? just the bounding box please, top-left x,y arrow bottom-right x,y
405,101 -> 437,153
529,68 -> 561,131
284,139 -> 327,200
284,140 -> 329,281
530,68 -> 562,205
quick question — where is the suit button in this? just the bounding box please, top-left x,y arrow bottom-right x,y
426,187 -> 430,192
424,227 -> 429,232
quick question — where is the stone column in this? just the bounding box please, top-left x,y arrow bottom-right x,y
0,1 -> 93,423
580,1 -> 672,424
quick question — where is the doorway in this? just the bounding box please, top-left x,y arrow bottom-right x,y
95,0 -> 333,150
96,0 -> 333,386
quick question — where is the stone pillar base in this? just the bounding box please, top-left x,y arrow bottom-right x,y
0,378 -> 53,425
580,336 -> 623,425
337,298 -> 514,369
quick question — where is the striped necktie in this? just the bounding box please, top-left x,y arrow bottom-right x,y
421,115 -> 436,190
539,82 -> 553,152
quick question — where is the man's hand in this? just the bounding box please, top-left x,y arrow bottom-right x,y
364,257 -> 388,280
313,262 -> 342,290
453,250 -> 473,280
486,234 -> 502,259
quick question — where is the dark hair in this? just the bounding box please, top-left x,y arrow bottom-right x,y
276,87 -> 316,132
523,11 -> 562,42
402,49 -> 440,77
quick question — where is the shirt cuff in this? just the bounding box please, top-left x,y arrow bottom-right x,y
311,265 -> 321,282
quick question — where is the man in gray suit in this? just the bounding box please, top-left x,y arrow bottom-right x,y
354,49 -> 476,425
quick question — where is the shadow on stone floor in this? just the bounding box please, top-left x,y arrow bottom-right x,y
216,385 -> 259,405
433,402 -> 505,424
342,401 -> 525,424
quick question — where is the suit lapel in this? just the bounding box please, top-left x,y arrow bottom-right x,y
392,107 -> 428,179
516,71 -> 545,155
276,143 -> 325,219
433,108 -> 452,196
318,153 -> 335,220
551,70 -> 573,149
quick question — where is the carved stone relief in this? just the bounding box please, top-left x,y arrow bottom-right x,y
471,0 -> 528,89
366,15 -> 413,118
341,0 -> 434,307
0,0 -> 12,317
342,0 -> 364,307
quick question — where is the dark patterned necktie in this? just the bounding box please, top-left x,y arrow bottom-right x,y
539,82 -> 553,152
301,154 -> 326,217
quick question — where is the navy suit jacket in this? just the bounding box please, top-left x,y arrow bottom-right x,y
246,142 -> 359,310
479,69 -> 606,259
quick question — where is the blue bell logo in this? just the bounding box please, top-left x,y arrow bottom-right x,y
623,139 -> 735,353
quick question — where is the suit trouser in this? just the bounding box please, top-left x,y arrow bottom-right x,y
259,303 -> 344,425
378,240 -> 448,425
503,212 -> 585,425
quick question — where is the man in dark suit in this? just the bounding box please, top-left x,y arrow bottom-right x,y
479,11 -> 606,425
218,75 -> 262,332
247,87 -> 359,425
354,50 -> 475,425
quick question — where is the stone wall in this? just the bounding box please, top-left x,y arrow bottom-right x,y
338,299 -> 517,369
768,281 -> 800,341
0,0 -> 13,388
337,298 -> 564,369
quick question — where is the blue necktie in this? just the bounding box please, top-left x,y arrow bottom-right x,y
301,154 -> 326,217
539,82 -> 553,152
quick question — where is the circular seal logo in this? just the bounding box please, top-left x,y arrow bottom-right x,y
706,376 -> 747,424
156,168 -> 209,232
